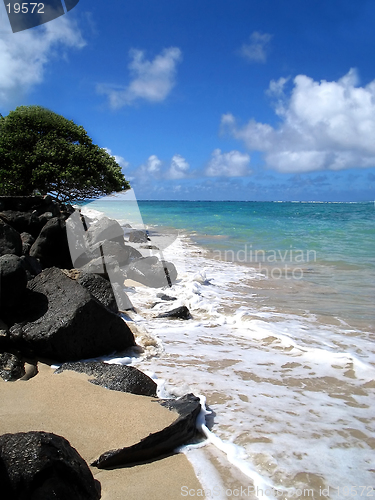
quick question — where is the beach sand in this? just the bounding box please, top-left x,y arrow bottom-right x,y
0,362 -> 202,499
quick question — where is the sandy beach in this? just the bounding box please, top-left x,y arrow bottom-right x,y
0,362 -> 202,499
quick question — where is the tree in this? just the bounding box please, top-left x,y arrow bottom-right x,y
0,106 -> 130,203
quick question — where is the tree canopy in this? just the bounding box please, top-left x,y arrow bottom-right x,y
0,106 -> 130,203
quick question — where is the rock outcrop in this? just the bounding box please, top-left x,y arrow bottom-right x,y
30,217 -> 73,269
92,393 -> 201,468
0,431 -> 100,500
55,361 -> 157,397
8,267 -> 135,361
0,254 -> 28,308
127,256 -> 177,288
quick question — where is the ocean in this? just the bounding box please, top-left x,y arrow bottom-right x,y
79,197 -> 375,499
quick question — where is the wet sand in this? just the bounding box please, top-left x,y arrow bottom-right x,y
0,362 -> 202,499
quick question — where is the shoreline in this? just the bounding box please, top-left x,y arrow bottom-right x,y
78,202 -> 375,497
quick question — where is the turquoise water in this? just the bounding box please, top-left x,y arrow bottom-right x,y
82,199 -> 375,329
80,198 -> 375,497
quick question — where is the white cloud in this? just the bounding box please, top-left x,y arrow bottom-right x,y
0,16 -> 85,104
135,155 -> 163,181
222,69 -> 375,173
239,31 -> 272,63
99,47 -> 182,109
205,149 -> 251,177
167,154 -> 190,179
104,148 -> 129,170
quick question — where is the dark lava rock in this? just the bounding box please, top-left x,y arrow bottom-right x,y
85,217 -> 125,247
0,219 -> 22,257
157,305 -> 192,320
55,361 -> 156,396
30,217 -> 73,269
0,431 -> 100,500
0,210 -> 44,238
111,282 -> 134,311
0,254 -> 28,309
9,267 -> 135,362
20,231 -> 35,256
0,352 -> 25,381
92,393 -> 201,468
80,256 -> 126,283
20,254 -> 43,281
156,293 -> 177,301
92,240 -> 142,268
128,230 -> 149,243
127,256 -> 177,288
74,271 -> 119,313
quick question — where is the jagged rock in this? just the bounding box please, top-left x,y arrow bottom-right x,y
38,211 -> 54,228
74,271 -> 119,313
9,267 -> 135,362
19,254 -> 43,281
64,270 -> 134,313
92,393 -> 201,468
30,217 -> 73,269
111,282 -> 135,311
128,230 -> 149,243
91,240 -> 142,267
156,293 -> 177,301
0,210 -> 44,238
55,361 -> 156,396
127,256 -> 177,288
0,254 -> 28,309
80,256 -> 127,284
0,219 -> 22,257
0,431 -> 100,500
140,244 -> 159,250
0,352 -> 25,381
157,305 -> 192,320
85,217 -> 125,247
20,232 -> 35,256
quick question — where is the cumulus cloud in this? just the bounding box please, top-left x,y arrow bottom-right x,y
239,31 -> 272,63
222,69 -> 375,173
0,16 -> 85,104
205,149 -> 251,177
98,47 -> 182,109
167,154 -> 190,179
135,155 -> 163,181
104,148 -> 129,170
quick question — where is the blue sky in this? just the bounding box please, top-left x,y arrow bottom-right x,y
1,0 -> 375,201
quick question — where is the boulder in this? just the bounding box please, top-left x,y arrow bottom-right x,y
92,394 -> 201,468
64,270 -> 134,313
38,211 -> 54,228
80,256 -> 127,284
30,217 -> 73,269
157,305 -> 192,320
0,210 -> 44,238
9,267 -> 135,361
0,352 -> 25,381
20,232 -> 35,256
156,293 -> 177,301
0,219 -> 22,257
19,255 -> 43,280
94,240 -> 142,267
128,229 -> 149,243
85,217 -> 125,247
0,431 -> 100,500
74,271 -> 119,313
127,256 -> 177,288
55,361 -> 157,396
0,254 -> 28,309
